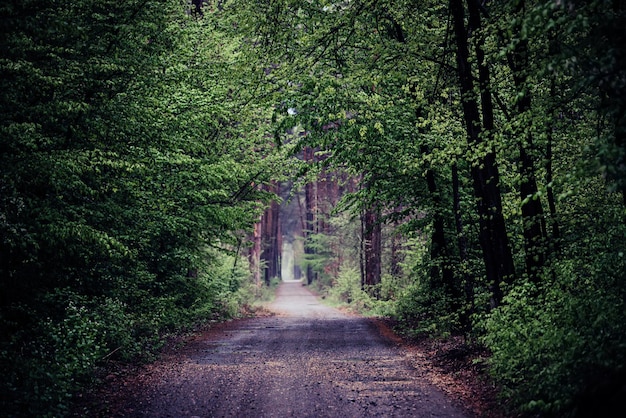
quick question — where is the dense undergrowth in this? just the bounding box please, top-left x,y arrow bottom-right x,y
0,252 -> 263,417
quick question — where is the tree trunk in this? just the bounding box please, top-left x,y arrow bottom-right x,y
318,168 -> 341,278
506,0 -> 548,282
452,163 -> 473,331
260,182 -> 281,285
450,0 -> 516,307
304,146 -> 317,285
422,148 -> 456,300
361,207 -> 381,294
251,217 -> 262,287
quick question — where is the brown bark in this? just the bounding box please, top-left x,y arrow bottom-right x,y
251,217 -> 262,287
361,207 -> 381,293
319,168 -> 340,278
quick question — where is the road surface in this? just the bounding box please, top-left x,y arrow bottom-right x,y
93,281 -> 469,417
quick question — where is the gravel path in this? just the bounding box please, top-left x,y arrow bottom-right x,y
95,282 -> 469,417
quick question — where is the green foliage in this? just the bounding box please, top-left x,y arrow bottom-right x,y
204,252 -> 259,319
3,296 -> 107,416
2,0 -> 621,415
393,240 -> 463,339
301,232 -> 337,284
483,259 -> 626,415
326,267 -> 393,317
394,282 -> 454,338
0,249 -> 257,416
390,231 -> 476,338
0,1 -> 278,416
482,183 -> 626,415
327,267 -> 362,304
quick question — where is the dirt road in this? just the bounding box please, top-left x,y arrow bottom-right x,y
91,282 -> 469,417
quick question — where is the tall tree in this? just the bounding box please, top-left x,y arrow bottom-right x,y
503,0 -> 549,281
449,0 -> 515,306
303,146 -> 318,284
260,181 -> 282,284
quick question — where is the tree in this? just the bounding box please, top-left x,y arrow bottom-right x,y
260,181 -> 282,284
361,206 -> 382,291
0,1 -> 280,414
500,0 -> 549,282
449,0 -> 515,306
303,146 -> 318,284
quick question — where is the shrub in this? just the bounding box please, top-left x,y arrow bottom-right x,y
482,260 -> 626,416
394,280 -> 456,338
325,268 -> 394,316
1,292 -> 108,417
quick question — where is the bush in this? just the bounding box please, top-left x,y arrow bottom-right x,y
1,292 -> 108,417
328,268 -> 363,304
0,250 -> 258,417
325,268 -> 394,316
394,281 -> 457,338
482,261 -> 626,416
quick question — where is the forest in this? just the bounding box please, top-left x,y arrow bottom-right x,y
1,0 -> 624,416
